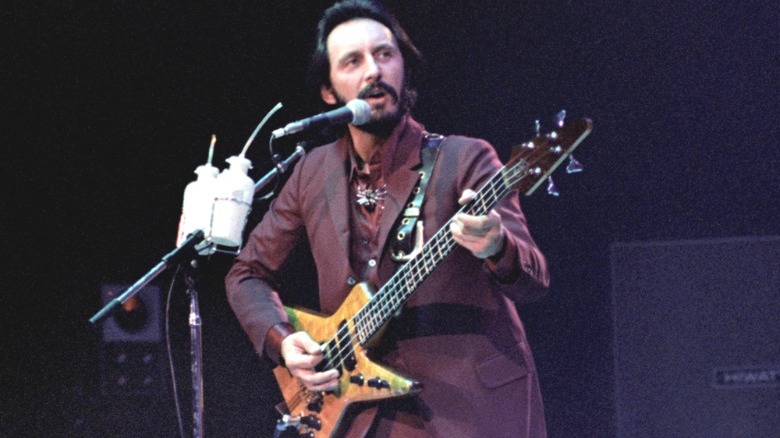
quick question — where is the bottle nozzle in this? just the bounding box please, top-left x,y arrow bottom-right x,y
240,102 -> 283,158
208,134 -> 216,165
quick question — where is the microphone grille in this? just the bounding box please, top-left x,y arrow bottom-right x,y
347,99 -> 371,126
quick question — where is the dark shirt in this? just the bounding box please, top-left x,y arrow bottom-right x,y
348,142 -> 387,285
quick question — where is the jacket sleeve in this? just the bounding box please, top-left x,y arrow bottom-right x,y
224,157 -> 308,362
450,137 -> 550,303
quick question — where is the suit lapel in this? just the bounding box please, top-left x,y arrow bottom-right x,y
323,139 -> 352,265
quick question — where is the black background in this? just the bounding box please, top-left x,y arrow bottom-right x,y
3,1 -> 778,436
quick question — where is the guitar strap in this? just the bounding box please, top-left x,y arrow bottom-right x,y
390,132 -> 444,262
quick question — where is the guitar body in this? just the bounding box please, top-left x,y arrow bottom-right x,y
273,282 -> 423,437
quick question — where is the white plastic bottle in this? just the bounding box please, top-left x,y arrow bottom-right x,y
210,155 -> 254,248
177,163 -> 219,248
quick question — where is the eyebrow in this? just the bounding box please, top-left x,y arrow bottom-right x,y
335,41 -> 398,66
372,42 -> 399,56
336,49 -> 361,66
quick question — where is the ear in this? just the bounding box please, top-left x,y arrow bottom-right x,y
320,85 -> 337,105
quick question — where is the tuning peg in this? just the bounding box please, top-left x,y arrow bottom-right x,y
534,119 -> 541,136
546,176 -> 560,197
566,155 -> 584,173
555,110 -> 566,127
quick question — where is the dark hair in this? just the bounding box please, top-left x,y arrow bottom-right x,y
306,0 -> 423,109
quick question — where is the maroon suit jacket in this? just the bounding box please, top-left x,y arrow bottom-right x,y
226,116 -> 549,437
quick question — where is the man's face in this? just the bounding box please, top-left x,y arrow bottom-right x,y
321,18 -> 406,132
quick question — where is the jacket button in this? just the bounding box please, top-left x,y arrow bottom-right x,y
368,259 -> 377,268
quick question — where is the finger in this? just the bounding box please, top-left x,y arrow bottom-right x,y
287,347 -> 327,369
296,368 -> 339,385
451,223 -> 480,249
451,215 -> 506,259
294,369 -> 340,391
452,222 -> 491,245
309,378 -> 340,392
457,189 -> 477,205
298,348 -> 325,368
281,334 -> 324,368
450,219 -> 464,239
302,341 -> 324,356
312,369 -> 340,386
288,332 -> 323,356
461,209 -> 501,226
455,213 -> 500,236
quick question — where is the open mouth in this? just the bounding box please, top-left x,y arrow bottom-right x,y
361,88 -> 388,102
358,83 -> 398,103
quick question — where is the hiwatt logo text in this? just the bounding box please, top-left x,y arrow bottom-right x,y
713,365 -> 780,389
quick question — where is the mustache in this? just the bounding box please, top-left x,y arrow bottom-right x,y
357,82 -> 399,102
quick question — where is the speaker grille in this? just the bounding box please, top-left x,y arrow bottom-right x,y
611,236 -> 779,437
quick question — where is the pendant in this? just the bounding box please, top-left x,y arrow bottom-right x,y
356,183 -> 387,212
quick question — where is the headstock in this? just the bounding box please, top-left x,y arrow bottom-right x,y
503,112 -> 592,196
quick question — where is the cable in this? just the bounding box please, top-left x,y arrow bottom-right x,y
165,266 -> 187,438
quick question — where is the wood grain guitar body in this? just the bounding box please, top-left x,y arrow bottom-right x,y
273,282 -> 422,437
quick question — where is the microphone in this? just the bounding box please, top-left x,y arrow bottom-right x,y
271,99 -> 371,138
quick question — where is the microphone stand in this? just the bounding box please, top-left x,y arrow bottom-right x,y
183,259 -> 205,438
89,230 -> 209,438
89,139 -> 311,438
89,230 -> 205,326
254,140 -> 312,194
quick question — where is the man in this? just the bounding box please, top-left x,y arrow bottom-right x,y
225,1 -> 549,436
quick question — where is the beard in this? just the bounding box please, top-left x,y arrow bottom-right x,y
332,81 -> 412,137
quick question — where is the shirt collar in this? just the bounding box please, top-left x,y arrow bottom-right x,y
346,115 -> 412,182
